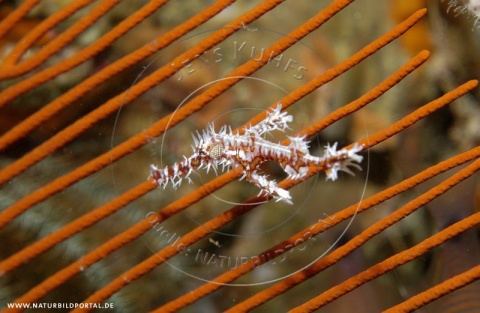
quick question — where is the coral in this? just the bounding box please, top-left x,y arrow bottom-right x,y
0,1 -> 478,312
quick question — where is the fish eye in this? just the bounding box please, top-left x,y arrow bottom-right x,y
209,143 -> 224,159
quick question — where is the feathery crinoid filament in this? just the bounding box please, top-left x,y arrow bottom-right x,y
149,104 -> 364,204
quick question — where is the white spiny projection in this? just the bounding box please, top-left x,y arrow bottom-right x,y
446,0 -> 480,25
149,104 -> 363,204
